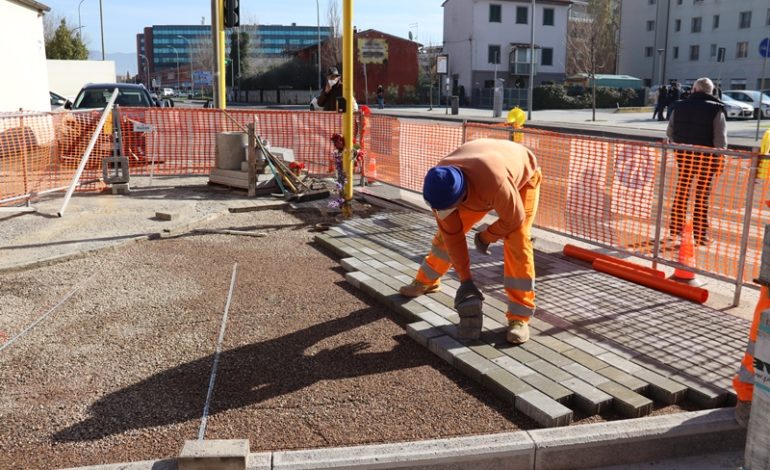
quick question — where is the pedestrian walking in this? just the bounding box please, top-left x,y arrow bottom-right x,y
653,85 -> 668,121
666,77 -> 727,246
398,139 -> 542,344
665,81 -> 682,120
376,85 -> 385,109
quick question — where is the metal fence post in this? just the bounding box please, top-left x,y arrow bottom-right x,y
734,153 -> 760,307
651,142 -> 670,269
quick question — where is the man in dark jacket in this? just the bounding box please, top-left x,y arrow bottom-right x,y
665,81 -> 681,120
316,67 -> 343,111
653,85 -> 668,121
666,77 -> 727,246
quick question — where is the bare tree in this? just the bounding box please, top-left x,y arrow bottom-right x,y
322,0 -> 342,71
567,0 -> 620,121
418,43 -> 442,108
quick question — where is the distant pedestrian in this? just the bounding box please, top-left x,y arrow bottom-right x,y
376,85 -> 385,109
653,85 -> 668,121
317,67 -> 343,111
665,81 -> 682,120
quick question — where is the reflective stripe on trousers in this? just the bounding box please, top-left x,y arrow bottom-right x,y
733,286 -> 768,402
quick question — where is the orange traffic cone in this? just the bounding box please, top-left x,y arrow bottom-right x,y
669,223 -> 705,287
366,154 -> 378,184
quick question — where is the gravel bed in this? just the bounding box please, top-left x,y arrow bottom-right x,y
0,207 -> 540,470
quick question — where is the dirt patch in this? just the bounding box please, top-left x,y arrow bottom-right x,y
0,208 -> 538,470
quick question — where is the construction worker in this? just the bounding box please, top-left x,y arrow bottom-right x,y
398,138 -> 542,344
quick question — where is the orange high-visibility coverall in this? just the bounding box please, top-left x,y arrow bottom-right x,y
733,286 -> 770,402
414,138 -> 541,323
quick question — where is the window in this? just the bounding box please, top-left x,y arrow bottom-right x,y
739,11 -> 751,29
543,8 -> 555,26
644,46 -> 653,57
710,43 -> 717,58
675,19 -> 681,31
489,4 -> 501,23
541,47 -> 553,65
516,6 -> 528,24
689,45 -> 699,61
488,45 -> 501,64
712,15 -> 719,29
691,17 -> 701,33
673,46 -> 679,59
736,41 -> 748,58
767,8 -> 770,26
646,20 -> 655,31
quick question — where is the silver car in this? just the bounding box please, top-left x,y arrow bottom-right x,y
722,90 -> 770,118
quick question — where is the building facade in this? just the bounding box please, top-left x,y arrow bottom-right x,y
618,0 -> 770,89
1,0 -> 50,112
136,23 -> 332,91
442,0 -> 571,96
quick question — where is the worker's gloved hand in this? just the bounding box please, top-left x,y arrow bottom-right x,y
474,232 -> 491,255
455,279 -> 484,308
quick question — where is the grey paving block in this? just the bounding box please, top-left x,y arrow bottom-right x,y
562,348 -> 610,371
597,381 -> 653,418
344,271 -> 371,289
522,343 -> 574,368
596,366 -> 648,393
499,344 -> 539,364
414,310 -> 453,328
406,321 -> 446,348
340,257 -> 366,272
527,359 -> 572,383
559,377 -> 613,415
560,335 -> 609,356
483,368 -> 534,405
455,351 -> 499,383
428,335 -> 472,365
492,355 -> 537,378
532,335 -> 573,353
467,343 -> 504,360
529,408 -> 745,470
596,352 -> 643,374
515,389 -> 573,428
271,432 -> 536,470
671,373 -> 729,408
519,372 -> 573,404
561,363 -> 610,387
178,439 -> 249,470
632,368 -> 689,404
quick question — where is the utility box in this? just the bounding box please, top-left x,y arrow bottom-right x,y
451,95 -> 459,115
493,83 -> 504,118
216,132 -> 248,170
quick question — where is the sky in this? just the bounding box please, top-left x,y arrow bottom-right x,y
42,0 -> 445,55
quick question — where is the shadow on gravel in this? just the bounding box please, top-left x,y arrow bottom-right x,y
53,308 -> 430,443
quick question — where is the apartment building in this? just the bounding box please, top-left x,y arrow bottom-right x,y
618,0 -> 770,89
442,0 -> 571,95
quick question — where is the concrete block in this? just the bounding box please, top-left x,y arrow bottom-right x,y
596,352 -> 643,373
515,389 -> 573,427
62,460 -> 176,470
178,439 -> 249,470
559,377 -> 613,415
597,381 -> 653,418
632,368 -> 688,404
530,408 -> 746,470
561,363 -> 609,387
483,368 -> 534,405
154,211 -> 178,221
596,366 -> 648,393
111,183 -> 130,195
340,257 -> 366,272
671,373 -> 729,408
271,432 -> 535,470
492,355 -> 537,378
428,335 -> 471,365
345,271 -> 371,289
455,351 -> 498,383
519,373 -> 573,404
562,348 -> 609,371
246,453 -> 272,470
406,321 -> 446,348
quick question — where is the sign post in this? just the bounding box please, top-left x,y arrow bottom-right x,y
437,55 -> 448,115
757,38 -> 770,141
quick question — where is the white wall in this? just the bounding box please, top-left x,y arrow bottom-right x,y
443,0 -> 474,89
48,60 -> 117,100
0,0 -> 49,112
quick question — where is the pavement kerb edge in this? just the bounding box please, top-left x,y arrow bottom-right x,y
58,408 -> 744,470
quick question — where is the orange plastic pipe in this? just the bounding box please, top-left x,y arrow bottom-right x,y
563,244 -> 665,278
592,259 -> 708,304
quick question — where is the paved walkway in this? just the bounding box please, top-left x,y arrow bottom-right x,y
315,206 -> 749,427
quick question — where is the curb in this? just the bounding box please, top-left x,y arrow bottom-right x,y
60,409 -> 744,470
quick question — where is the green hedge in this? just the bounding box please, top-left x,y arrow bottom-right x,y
533,84 -> 642,110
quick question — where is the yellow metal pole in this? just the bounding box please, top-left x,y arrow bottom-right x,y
342,0 -> 354,207
217,0 -> 227,109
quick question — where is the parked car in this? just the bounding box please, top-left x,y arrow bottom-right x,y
722,90 -> 770,118
720,94 -> 754,120
61,83 -> 160,170
161,88 -> 176,98
49,91 -> 71,112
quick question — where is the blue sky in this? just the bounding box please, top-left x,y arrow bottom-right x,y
43,0 -> 445,54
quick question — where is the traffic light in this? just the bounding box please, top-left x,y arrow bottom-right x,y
224,0 -> 239,27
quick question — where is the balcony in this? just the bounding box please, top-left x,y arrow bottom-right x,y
510,63 -> 537,75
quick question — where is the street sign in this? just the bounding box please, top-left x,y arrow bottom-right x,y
761,38 -> 770,58
437,55 -> 448,75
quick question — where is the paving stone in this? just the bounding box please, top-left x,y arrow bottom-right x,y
519,372 -> 573,404
671,373 -> 729,408
532,335 -> 573,353
492,355 -> 537,378
522,343 -> 574,368
406,321 -> 446,348
344,271 -> 371,289
561,363 -> 610,387
560,335 -> 610,356
340,257 -> 366,272
562,348 -> 610,371
597,381 -> 653,418
632,368 -> 688,404
428,335 -> 472,365
413,310 -> 453,328
455,351 -> 499,383
482,368 -> 534,405
528,359 -> 573,383
559,377 -> 614,415
515,389 -> 573,427
597,352 -> 644,374
467,343 -> 505,360
596,366 -> 648,394
499,345 -> 540,364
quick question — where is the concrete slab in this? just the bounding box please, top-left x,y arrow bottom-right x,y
178,439 -> 249,470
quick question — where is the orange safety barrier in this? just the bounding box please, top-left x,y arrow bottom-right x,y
593,258 -> 709,304
563,244 -> 665,278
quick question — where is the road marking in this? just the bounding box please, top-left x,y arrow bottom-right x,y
198,262 -> 238,440
0,273 -> 95,354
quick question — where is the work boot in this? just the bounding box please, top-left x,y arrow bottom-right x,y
399,280 -> 440,297
506,320 -> 530,344
735,399 -> 751,428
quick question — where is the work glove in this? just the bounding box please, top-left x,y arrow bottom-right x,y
474,231 -> 491,255
454,279 -> 484,309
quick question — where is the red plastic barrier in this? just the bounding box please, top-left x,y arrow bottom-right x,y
592,258 -> 708,304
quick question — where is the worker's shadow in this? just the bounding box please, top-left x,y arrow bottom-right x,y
52,308 -> 428,443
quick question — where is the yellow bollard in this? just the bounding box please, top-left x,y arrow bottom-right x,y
758,129 -> 770,179
507,107 -> 526,143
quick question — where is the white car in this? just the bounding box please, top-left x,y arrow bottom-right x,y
720,94 -> 754,120
722,90 -> 770,118
161,88 -> 175,98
